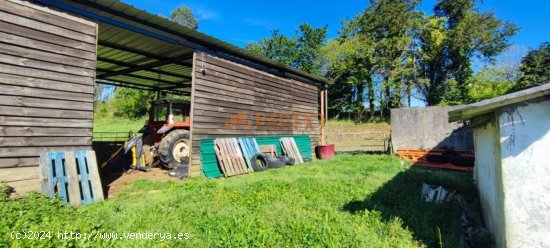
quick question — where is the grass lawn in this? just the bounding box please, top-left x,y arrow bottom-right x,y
93,116 -> 147,141
1,155 -> 474,247
94,116 -> 147,133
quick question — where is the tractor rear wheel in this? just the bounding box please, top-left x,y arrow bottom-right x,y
159,129 -> 190,169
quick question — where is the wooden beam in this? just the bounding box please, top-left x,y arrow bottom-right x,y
320,90 -> 325,145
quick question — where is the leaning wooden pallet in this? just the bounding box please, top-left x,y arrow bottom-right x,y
39,150 -> 103,206
280,137 -> 304,164
214,138 -> 249,177
214,143 -> 232,176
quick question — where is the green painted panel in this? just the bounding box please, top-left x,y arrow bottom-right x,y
200,135 -> 312,178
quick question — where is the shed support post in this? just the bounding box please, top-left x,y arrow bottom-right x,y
320,90 -> 326,145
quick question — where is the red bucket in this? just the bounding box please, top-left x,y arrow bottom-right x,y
316,144 -> 335,160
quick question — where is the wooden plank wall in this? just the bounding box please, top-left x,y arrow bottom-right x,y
0,0 -> 97,195
190,53 -> 319,176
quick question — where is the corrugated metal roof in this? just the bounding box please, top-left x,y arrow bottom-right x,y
35,0 -> 327,94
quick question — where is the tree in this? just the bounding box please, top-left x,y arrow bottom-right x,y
170,5 -> 199,30
466,66 -> 518,102
362,0 -> 422,114
245,30 -> 297,66
418,0 -> 518,105
322,14 -> 378,120
245,24 -> 327,75
322,35 -> 374,119
512,42 -> 550,91
111,88 -> 156,118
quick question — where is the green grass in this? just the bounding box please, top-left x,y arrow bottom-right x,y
93,116 -> 147,133
93,116 -> 147,141
1,155 -> 474,247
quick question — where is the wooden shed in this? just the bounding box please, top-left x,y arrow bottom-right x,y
0,0 -> 327,194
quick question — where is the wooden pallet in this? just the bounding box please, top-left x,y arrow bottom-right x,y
397,149 -> 474,163
414,162 -> 474,172
397,149 -> 474,172
280,137 -> 304,164
237,138 -> 261,172
214,138 -> 249,177
39,150 -> 104,206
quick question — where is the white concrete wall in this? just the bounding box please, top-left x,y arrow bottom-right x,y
499,99 -> 550,247
473,117 -> 506,247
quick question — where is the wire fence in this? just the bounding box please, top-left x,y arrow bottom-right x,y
92,132 -> 133,142
325,131 -> 390,153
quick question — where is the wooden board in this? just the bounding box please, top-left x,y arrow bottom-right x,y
0,73 -> 94,94
213,138 -> 249,177
0,157 -> 38,168
0,1 -> 95,196
0,116 -> 93,128
0,95 -> 93,111
1,0 -> 97,36
280,137 -> 304,164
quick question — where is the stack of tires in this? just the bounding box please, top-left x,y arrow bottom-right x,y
249,154 -> 296,172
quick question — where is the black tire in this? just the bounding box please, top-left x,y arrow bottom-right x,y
250,154 -> 268,171
158,129 -> 190,169
276,156 -> 296,165
265,155 -> 286,169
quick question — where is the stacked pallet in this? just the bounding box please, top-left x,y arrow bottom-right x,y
39,150 -> 103,206
280,137 -> 304,164
213,138 -> 249,177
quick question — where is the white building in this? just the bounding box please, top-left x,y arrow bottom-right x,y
449,84 -> 550,248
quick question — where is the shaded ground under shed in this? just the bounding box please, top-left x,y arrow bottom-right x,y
93,141 -> 178,199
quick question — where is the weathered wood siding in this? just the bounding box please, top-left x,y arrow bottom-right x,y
189,53 -> 319,175
0,0 -> 97,195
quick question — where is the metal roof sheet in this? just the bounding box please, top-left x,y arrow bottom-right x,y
35,0 -> 328,93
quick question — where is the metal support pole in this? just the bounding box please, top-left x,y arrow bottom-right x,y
320,90 -> 325,145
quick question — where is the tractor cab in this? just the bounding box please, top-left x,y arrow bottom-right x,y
137,99 -> 192,169
146,99 -> 191,143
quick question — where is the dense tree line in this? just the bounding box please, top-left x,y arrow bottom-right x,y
246,0 -> 531,120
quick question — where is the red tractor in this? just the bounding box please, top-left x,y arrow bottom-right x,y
139,99 -> 191,168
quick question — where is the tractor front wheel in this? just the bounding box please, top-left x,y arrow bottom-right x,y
159,129 -> 190,169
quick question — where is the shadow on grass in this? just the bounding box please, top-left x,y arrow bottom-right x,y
342,167 -> 476,247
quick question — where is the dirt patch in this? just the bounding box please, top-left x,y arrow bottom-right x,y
103,167 -> 178,199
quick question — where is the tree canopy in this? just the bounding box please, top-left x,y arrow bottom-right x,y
170,5 -> 199,30
512,42 -> 550,91
245,23 -> 327,75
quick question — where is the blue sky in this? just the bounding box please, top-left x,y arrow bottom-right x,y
125,0 -> 550,52
123,0 -> 549,106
